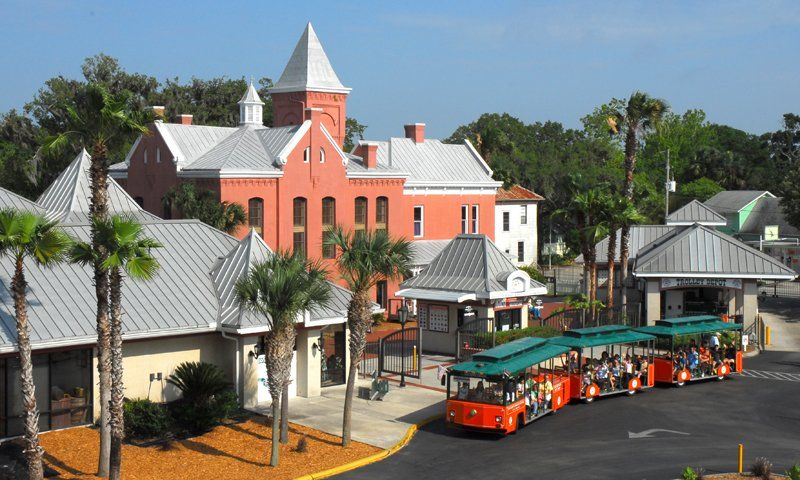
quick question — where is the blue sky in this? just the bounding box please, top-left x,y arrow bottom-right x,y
1,1 -> 798,140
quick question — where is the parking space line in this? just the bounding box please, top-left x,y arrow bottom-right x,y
741,369 -> 800,382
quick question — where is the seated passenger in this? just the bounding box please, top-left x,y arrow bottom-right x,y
639,356 -> 649,384
687,347 -> 699,374
622,355 -> 633,386
596,362 -> 610,391
475,380 -> 485,400
698,345 -> 711,376
543,375 -> 554,409
531,381 -> 540,416
609,360 -> 620,390
457,381 -> 469,399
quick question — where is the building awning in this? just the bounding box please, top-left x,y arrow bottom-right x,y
395,288 -> 476,303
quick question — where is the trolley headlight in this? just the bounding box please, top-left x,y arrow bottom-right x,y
449,410 -> 455,418
495,415 -> 502,423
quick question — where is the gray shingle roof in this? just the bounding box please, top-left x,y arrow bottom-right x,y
401,234 -> 545,296
183,126 -> 298,172
577,225 -> 677,264
351,138 -> 499,185
666,200 -> 726,225
269,23 -> 350,95
410,240 -> 451,267
633,224 -> 797,279
738,197 -> 800,237
704,191 -> 774,215
0,188 -> 46,214
36,150 -> 159,223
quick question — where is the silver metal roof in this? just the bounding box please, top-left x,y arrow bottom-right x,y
704,191 -> 774,215
36,150 -> 159,223
738,196 -> 799,237
577,225 -> 677,265
269,23 -> 350,95
183,126 -> 298,172
633,224 -> 797,279
410,240 -> 451,267
666,200 -> 726,226
154,122 -> 237,167
238,81 -> 264,105
0,187 -> 46,214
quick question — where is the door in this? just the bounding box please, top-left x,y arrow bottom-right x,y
320,328 -> 346,387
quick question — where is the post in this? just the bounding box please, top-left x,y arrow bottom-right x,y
765,326 -> 771,346
400,321 -> 406,387
738,444 -> 743,473
664,148 -> 671,219
413,346 -> 417,372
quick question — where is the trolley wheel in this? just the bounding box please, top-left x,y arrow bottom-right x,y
627,378 -> 639,395
717,364 -> 729,381
584,396 -> 594,404
675,380 -> 685,387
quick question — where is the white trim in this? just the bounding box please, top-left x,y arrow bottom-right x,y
464,138 -> 494,176
633,272 -> 797,280
153,122 -> 183,166
276,120 -> 312,165
178,170 -> 284,179
109,171 -> 127,180
486,286 -> 548,299
347,171 -> 409,179
319,123 -> 349,166
404,183 -> 501,196
304,316 -> 348,328
123,135 -> 142,164
665,221 -> 726,226
471,204 -> 480,234
395,288 -> 477,303
460,204 -> 469,234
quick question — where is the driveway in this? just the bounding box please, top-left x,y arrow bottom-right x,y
759,296 -> 800,351
338,351 -> 800,480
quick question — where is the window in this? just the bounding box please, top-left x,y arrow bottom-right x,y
376,197 -> 388,233
471,205 -> 479,233
376,280 -> 387,309
502,211 -> 510,232
322,197 -> 336,259
162,198 -> 172,220
143,149 -> 148,164
248,198 -> 263,235
134,197 -> 144,208
320,147 -> 326,163
461,205 -> 468,234
293,197 -> 307,256
520,205 -> 528,225
246,106 -> 253,123
156,147 -> 161,164
354,197 -> 367,233
517,241 -> 525,263
413,206 -> 424,237
303,147 -> 311,163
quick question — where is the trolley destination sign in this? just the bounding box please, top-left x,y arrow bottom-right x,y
660,278 -> 743,290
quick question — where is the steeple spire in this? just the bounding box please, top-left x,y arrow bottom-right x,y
238,79 -> 264,126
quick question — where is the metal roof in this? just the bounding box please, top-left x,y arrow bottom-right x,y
635,315 -> 742,337
738,196 -> 799,237
704,191 -> 774,215
354,138 -> 498,186
36,150 -> 159,223
547,325 -> 655,349
633,224 -> 797,280
238,81 -> 264,105
183,126 -> 297,172
666,200 -> 726,226
154,122 -> 237,167
450,337 -> 570,377
0,187 -> 46,214
577,225 -> 677,264
269,23 -> 350,95
496,185 -> 544,202
409,240 -> 451,267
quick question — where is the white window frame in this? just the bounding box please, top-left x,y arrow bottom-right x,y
303,147 -> 311,163
520,205 -> 528,225
471,204 -> 479,234
503,211 -> 510,232
413,205 -> 424,238
461,205 -> 468,234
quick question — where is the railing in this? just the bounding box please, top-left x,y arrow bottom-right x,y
540,304 -> 642,330
759,280 -> 800,299
455,317 -> 495,362
358,326 -> 421,379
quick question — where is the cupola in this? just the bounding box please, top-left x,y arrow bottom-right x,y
238,79 -> 265,126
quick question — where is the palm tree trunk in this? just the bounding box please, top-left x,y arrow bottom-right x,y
12,257 -> 44,480
619,226 -> 630,310
606,228 -> 618,311
342,290 -> 370,447
619,127 -> 638,312
90,141 -> 112,478
280,384 -> 289,444
108,268 -> 124,480
265,324 -> 295,467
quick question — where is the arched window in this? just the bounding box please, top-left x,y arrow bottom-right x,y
303,147 -> 311,163
354,197 -> 368,234
376,197 -> 388,233
322,197 -> 336,258
293,197 -> 307,256
248,198 -> 263,235
320,147 -> 326,164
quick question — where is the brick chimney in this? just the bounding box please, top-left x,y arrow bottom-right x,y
404,123 -> 425,143
150,106 -> 165,121
178,114 -> 193,125
359,142 -> 380,169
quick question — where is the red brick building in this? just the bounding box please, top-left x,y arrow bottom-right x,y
111,23 -> 502,311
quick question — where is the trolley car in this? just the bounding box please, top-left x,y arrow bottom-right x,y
634,315 -> 743,386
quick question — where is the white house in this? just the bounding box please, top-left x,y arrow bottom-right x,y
494,185 -> 543,266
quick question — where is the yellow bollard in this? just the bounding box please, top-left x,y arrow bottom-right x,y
738,444 -> 743,473
413,346 -> 417,371
766,326 -> 771,346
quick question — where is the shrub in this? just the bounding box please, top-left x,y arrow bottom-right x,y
519,264 -> 547,284
371,312 -> 386,326
786,463 -> 800,480
123,398 -> 170,439
750,457 -> 772,480
167,361 -> 231,404
169,389 -> 238,434
295,435 -> 309,453
476,325 -> 562,346
681,466 -> 697,480
167,362 -> 236,434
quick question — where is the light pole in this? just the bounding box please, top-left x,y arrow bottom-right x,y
398,305 -> 409,388
663,148 -> 675,219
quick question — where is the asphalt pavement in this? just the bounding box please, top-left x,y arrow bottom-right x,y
338,351 -> 800,480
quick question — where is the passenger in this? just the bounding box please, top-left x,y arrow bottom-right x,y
543,375 -> 554,409
569,351 -> 579,373
711,346 -> 722,374
687,347 -> 699,375
623,354 -> 633,387
537,380 -> 546,413
596,361 -> 610,392
531,381 -> 540,417
724,343 -> 737,369
609,360 -> 620,390
699,345 -> 711,376
639,356 -> 649,385
709,332 -> 721,350
475,380 -> 485,400
582,363 -> 593,394
457,380 -> 469,399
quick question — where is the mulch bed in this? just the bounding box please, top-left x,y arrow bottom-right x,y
39,417 -> 380,479
704,474 -> 788,479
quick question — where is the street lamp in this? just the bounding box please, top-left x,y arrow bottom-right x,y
398,305 -> 409,388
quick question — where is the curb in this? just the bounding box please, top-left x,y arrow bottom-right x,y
294,413 -> 443,480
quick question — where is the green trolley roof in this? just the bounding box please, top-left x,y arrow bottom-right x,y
450,337 -> 570,378
634,315 -> 742,338
547,324 -> 655,349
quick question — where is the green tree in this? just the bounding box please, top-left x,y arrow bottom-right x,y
677,177 -> 723,203
605,92 -> 669,308
163,183 -> 246,234
324,228 -> 412,447
773,114 -> 800,229
235,251 -> 331,467
600,193 -> 644,310
41,82 -> 149,478
343,117 -> 367,152
0,209 -> 71,479
71,216 -> 161,480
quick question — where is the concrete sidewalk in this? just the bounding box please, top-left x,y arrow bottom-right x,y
250,378 -> 444,449
759,297 -> 800,351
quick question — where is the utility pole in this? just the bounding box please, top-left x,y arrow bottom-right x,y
664,149 -> 671,220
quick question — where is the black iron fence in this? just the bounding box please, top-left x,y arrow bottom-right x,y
759,280 -> 800,299
455,317 -> 495,362
540,304 -> 643,331
358,327 -> 421,379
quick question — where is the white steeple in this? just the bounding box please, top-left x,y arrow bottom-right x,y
268,22 -> 351,94
238,79 -> 265,126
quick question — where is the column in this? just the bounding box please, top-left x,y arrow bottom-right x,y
742,280 -> 758,330
645,279 -> 661,325
296,327 -> 322,398
240,336 -> 259,409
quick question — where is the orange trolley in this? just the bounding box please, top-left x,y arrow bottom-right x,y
446,337 -> 571,434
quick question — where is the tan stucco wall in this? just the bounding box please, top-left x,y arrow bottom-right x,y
645,280 -> 661,325
92,333 -> 233,418
743,280 -> 758,330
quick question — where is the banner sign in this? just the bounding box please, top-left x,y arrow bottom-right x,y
660,278 -> 743,290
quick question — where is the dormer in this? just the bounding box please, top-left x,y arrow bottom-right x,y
238,80 -> 264,127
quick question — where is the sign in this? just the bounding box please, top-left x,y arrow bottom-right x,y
742,335 -> 749,348
660,278 -> 743,290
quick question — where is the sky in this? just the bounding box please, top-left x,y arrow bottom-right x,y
1,0 -> 799,140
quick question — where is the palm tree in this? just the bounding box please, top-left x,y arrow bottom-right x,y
325,228 -> 412,447
42,83 -> 149,477
163,183 -> 246,234
606,92 -> 668,310
0,209 -> 71,479
235,251 -> 331,467
601,194 -> 644,312
71,216 -> 160,480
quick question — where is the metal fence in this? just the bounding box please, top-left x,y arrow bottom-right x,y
358,327 -> 421,379
759,280 -> 800,299
360,339 -> 381,378
540,304 -> 643,331
455,317 -> 495,362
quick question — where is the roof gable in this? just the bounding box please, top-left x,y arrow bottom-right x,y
666,200 -> 726,226
496,185 -> 544,202
0,187 -> 47,214
633,224 -> 797,279
738,197 -> 800,237
154,122 -> 237,168
704,191 -> 775,215
269,23 -> 350,94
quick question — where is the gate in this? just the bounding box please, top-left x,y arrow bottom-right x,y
360,339 -> 381,378
455,317 -> 495,362
379,327 -> 421,379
